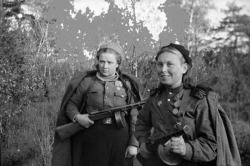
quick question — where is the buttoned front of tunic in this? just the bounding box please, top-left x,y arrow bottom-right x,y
65,75 -> 140,166
135,87 -> 217,165
85,79 -> 127,113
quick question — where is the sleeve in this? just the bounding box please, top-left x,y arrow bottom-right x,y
128,106 -> 139,147
135,99 -> 153,146
66,77 -> 91,121
125,80 -> 140,147
183,98 -> 217,163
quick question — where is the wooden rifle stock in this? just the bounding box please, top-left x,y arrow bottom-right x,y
56,101 -> 146,141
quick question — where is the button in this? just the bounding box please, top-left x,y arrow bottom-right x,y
106,87 -> 109,89
172,108 -> 178,114
105,96 -> 108,99
167,99 -> 170,102
169,92 -> 172,95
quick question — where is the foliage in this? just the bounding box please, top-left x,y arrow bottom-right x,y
1,0 -> 250,165
1,101 -> 59,166
233,120 -> 250,164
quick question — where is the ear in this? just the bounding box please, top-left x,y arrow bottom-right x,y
182,63 -> 188,74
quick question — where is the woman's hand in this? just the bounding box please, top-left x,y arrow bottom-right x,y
170,136 -> 186,156
75,114 -> 94,128
125,145 -> 138,158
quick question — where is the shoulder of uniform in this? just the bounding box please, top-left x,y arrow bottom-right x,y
189,87 -> 207,100
189,85 -> 213,100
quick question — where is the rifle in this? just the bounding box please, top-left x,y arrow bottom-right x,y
56,100 -> 146,141
137,125 -> 190,166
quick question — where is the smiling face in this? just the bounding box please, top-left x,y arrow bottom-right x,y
98,52 -> 118,77
156,50 -> 188,88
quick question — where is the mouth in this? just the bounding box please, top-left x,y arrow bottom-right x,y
161,74 -> 170,78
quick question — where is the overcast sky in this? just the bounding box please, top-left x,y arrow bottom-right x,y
72,0 -> 250,41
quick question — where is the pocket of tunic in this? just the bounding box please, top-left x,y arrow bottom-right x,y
114,91 -> 127,106
87,90 -> 103,110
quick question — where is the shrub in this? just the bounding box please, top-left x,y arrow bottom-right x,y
232,120 -> 250,163
1,100 -> 60,166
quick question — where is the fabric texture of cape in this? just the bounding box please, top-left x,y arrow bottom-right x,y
207,92 -> 241,166
52,70 -> 142,166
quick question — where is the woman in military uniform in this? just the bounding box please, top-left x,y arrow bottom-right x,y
52,42 -> 142,166
135,43 -> 240,166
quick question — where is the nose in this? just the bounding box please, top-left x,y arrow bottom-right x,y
161,64 -> 168,72
103,62 -> 108,68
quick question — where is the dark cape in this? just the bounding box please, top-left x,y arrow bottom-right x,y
206,92 -> 241,166
51,70 -> 142,166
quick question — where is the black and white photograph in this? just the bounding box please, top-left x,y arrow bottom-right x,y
1,0 -> 250,166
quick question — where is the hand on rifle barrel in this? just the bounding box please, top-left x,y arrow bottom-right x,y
75,114 -> 94,128
170,136 -> 186,156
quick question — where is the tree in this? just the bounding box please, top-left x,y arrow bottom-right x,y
211,2 -> 250,110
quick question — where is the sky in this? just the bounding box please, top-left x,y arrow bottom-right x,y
72,0 -> 250,42
207,0 -> 250,27
72,0 -> 167,41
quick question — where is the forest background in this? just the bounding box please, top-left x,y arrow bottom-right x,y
1,0 -> 250,165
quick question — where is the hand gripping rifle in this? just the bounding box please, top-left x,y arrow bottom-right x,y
55,100 -> 146,141
138,125 -> 190,166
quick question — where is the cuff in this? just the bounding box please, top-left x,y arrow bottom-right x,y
182,142 -> 193,160
67,109 -> 80,122
129,135 -> 139,147
72,114 -> 80,122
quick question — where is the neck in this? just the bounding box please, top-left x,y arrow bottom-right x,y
96,72 -> 119,81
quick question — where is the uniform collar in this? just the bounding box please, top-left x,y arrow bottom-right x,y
164,85 -> 183,95
96,72 -> 119,82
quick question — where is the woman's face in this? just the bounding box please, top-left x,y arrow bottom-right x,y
156,51 -> 187,88
98,52 -> 118,77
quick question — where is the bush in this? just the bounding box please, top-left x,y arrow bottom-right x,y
1,100 -> 60,166
232,120 -> 250,164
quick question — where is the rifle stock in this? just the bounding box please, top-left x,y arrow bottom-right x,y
56,101 -> 146,141
56,122 -> 83,140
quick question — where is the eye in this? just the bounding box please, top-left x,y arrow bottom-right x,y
157,62 -> 163,67
99,60 -> 105,64
167,62 -> 173,67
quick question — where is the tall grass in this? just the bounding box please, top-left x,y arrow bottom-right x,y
1,100 -> 60,166
233,120 -> 250,165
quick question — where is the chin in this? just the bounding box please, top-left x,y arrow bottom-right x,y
160,80 -> 171,86
102,74 -> 110,77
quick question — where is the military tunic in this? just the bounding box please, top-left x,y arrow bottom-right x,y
66,74 -> 139,166
135,85 -> 217,166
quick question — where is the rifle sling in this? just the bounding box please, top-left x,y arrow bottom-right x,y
178,89 -> 191,124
